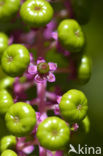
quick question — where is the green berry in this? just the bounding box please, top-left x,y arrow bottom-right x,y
59,89 -> 88,123
5,102 -> 36,137
37,117 -> 70,151
77,55 -> 92,83
1,150 -> 17,156
37,62 -> 49,74
0,0 -> 20,21
1,44 -> 30,77
0,77 -> 14,90
20,0 -> 54,27
0,89 -> 14,115
57,19 -> 85,53
0,33 -> 8,59
0,135 -> 16,153
70,116 -> 90,144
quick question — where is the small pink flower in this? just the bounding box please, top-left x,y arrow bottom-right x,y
72,123 -> 79,131
27,58 -> 57,83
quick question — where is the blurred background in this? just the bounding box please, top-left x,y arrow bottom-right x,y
0,0 -> 103,155
68,0 -> 103,151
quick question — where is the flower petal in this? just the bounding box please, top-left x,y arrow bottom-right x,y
48,62 -> 57,71
51,32 -> 58,40
23,145 -> 34,154
28,65 -> 37,75
47,73 -> 56,82
34,74 -> 46,83
57,96 -> 62,104
37,57 -> 45,64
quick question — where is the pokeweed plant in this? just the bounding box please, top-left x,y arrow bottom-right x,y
0,0 -> 92,155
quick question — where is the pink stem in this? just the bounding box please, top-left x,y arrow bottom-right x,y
64,0 -> 74,18
46,91 -> 57,101
39,146 -> 47,156
36,81 -> 48,156
36,28 -> 45,58
36,81 -> 47,113
55,151 -> 63,156
46,104 -> 59,110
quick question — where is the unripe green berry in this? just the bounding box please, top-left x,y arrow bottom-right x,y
58,19 -> 85,53
0,89 -> 14,115
37,62 -> 49,74
0,0 -> 20,21
37,117 -> 70,151
0,77 -> 14,90
5,102 -> 36,137
0,135 -> 16,153
70,116 -> 90,144
1,44 -> 30,77
77,55 -> 92,83
59,89 -> 88,123
0,33 -> 8,59
1,150 -> 17,156
20,0 -> 54,27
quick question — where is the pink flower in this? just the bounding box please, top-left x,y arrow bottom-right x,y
28,58 -> 57,83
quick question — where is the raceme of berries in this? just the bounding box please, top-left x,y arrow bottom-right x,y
0,0 -> 92,155
20,0 -> 54,27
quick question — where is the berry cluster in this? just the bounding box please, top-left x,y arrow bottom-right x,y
0,0 -> 92,156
